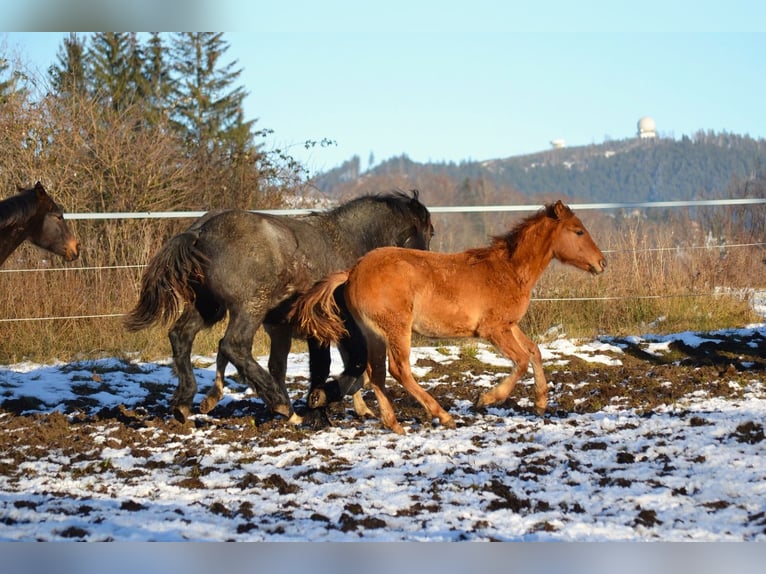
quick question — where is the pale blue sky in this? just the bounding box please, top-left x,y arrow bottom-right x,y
2,2 -> 766,174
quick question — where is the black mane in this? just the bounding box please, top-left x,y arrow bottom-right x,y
0,188 -> 40,230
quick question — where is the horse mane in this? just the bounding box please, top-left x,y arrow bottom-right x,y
466,202 -> 571,263
326,189 -> 430,224
0,188 -> 43,230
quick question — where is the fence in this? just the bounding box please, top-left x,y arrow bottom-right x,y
1,198 -> 765,326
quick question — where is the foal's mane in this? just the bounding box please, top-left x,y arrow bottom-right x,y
466,203 -> 567,263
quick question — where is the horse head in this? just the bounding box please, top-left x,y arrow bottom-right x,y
548,200 -> 606,275
396,189 -> 434,250
29,182 -> 80,262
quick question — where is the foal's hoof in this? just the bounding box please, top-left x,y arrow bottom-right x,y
173,405 -> 192,424
473,397 -> 491,412
439,417 -> 456,430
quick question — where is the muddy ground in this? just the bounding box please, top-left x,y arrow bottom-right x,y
0,328 -> 764,541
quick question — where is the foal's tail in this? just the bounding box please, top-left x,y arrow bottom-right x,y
290,271 -> 350,346
124,231 -> 208,331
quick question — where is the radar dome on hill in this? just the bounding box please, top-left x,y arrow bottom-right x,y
638,116 -> 657,139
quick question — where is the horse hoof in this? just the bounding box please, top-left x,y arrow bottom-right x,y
308,388 -> 328,409
199,396 -> 219,414
272,404 -> 295,419
473,397 -> 490,411
440,417 -> 456,429
286,412 -> 303,425
173,405 -> 191,424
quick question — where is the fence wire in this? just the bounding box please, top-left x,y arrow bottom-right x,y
2,200 -> 764,323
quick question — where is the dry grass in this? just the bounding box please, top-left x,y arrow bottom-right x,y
525,213 -> 762,339
0,211 -> 763,364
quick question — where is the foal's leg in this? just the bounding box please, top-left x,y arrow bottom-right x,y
365,335 -> 405,434
509,324 -> 547,415
168,306 -> 206,423
476,324 -> 547,414
218,308 -> 301,424
386,332 -> 455,429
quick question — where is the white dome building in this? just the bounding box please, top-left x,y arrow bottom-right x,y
637,116 -> 657,139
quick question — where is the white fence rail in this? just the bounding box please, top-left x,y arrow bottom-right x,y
2,198 -> 764,323
61,198 -> 766,220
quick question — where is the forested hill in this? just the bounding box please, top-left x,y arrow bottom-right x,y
313,132 -> 766,203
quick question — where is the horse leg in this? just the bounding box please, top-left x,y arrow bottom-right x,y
365,335 -> 405,434
219,309 -> 301,424
308,338 -> 330,390
338,342 -> 374,418
510,324 -> 547,415
168,307 -> 205,423
306,333 -> 370,412
264,323 -> 292,388
199,344 -> 228,414
386,333 -> 455,429
476,324 -> 541,412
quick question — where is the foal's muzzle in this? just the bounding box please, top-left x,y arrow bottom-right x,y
590,258 -> 607,275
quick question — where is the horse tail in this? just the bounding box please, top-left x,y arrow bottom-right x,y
124,231 -> 209,331
290,270 -> 350,346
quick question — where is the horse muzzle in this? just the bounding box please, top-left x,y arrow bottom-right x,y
589,258 -> 607,275
64,240 -> 80,261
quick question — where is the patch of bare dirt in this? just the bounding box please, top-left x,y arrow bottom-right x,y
0,327 -> 764,540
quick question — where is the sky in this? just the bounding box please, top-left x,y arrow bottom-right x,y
2,3 -> 766,175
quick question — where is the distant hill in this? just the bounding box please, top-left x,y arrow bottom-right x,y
311,131 -> 766,203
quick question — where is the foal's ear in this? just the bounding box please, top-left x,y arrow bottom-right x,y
551,200 -> 572,220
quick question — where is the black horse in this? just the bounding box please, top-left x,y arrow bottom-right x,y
125,190 -> 433,424
0,182 -> 80,267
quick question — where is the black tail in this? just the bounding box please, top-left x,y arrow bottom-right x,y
124,231 -> 209,331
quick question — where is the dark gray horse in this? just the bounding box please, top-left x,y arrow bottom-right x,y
125,190 -> 433,424
0,182 -> 80,267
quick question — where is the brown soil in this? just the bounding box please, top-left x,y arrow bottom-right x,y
0,328 -> 764,541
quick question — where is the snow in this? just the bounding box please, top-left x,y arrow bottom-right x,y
0,322 -> 764,546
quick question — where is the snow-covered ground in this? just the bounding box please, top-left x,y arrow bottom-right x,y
1,322 -> 764,544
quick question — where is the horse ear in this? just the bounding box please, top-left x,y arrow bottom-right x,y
552,200 -> 571,220
34,181 -> 47,199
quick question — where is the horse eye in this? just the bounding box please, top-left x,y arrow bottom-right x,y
575,229 -> 584,236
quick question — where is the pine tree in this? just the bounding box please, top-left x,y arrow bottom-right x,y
169,32 -> 255,154
48,32 -> 88,98
143,33 -> 173,127
89,32 -> 144,112
0,55 -> 15,103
